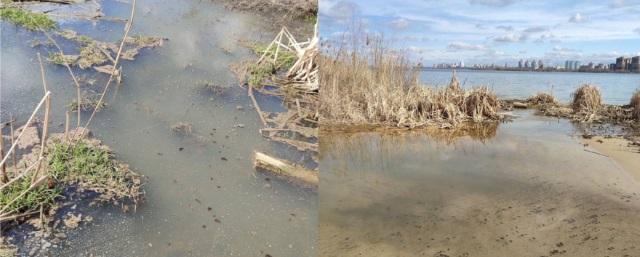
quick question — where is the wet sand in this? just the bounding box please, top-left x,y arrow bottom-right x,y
318,111 -> 640,257
583,136 -> 640,182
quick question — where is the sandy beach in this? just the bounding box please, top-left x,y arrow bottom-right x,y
582,136 -> 640,181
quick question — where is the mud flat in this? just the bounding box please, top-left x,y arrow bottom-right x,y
318,110 -> 640,257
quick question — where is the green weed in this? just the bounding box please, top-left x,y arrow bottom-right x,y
0,7 -> 56,30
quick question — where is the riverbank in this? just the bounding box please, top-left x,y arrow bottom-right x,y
582,135 -> 640,180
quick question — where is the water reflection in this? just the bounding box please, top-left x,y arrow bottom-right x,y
319,111 -> 640,257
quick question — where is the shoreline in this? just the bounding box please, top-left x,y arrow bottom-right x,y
581,135 -> 640,182
421,67 -> 640,75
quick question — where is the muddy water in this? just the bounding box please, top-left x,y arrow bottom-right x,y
318,111 -> 640,257
1,0 -> 315,256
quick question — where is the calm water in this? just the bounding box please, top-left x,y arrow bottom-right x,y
319,111 -> 640,257
1,0 -> 316,256
421,69 -> 640,105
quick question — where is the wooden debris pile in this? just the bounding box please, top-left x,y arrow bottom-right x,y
246,25 -> 319,186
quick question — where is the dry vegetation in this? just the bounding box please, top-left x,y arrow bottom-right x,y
527,92 -> 558,106
572,84 -> 602,113
631,90 -> 640,121
530,85 -> 640,126
319,41 -> 501,128
233,26 -> 319,185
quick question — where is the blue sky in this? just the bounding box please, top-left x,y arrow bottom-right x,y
319,0 -> 640,66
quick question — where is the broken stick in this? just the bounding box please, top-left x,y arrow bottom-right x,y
253,151 -> 318,187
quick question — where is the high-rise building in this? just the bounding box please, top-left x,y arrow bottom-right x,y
565,60 -> 570,70
524,60 -> 530,68
518,59 -> 523,69
573,61 -> 580,70
537,60 -> 543,70
631,56 -> 640,72
616,57 -> 625,70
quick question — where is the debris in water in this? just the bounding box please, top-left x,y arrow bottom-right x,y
171,122 -> 193,136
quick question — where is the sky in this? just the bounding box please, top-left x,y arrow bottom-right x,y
318,0 -> 640,67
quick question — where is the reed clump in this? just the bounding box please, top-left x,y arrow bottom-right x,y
319,44 -> 501,128
631,90 -> 640,121
571,84 -> 602,113
528,92 -> 557,106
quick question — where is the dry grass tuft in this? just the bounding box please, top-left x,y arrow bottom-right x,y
631,90 -> 640,121
528,92 -> 557,106
571,84 -> 602,112
319,42 -> 501,128
463,87 -> 501,122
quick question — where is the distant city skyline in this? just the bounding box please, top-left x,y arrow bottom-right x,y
319,0 -> 640,65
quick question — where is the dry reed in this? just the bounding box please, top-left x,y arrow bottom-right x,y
571,84 -> 602,112
631,90 -> 640,121
528,92 -> 557,106
319,40 -> 501,128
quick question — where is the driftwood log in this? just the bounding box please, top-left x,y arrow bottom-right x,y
253,151 -> 318,187
513,101 -> 528,109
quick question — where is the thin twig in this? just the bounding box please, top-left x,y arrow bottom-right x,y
0,210 -> 40,223
0,124 -> 6,183
84,0 -> 137,128
9,115 -> 17,170
32,53 -> 51,183
43,31 -> 82,127
0,157 -> 44,192
0,175 -> 49,215
0,92 -> 51,168
248,85 -> 267,126
64,111 -> 70,141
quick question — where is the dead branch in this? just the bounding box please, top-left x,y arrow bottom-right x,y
253,151 -> 317,187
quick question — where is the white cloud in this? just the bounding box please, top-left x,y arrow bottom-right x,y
389,18 -> 410,30
494,33 -> 525,43
523,26 -> 548,34
447,42 -> 487,51
553,46 -> 578,52
568,13 -> 585,23
468,0 -> 518,7
609,0 -> 640,8
634,27 -> 640,35
321,1 -> 360,20
496,25 -> 514,31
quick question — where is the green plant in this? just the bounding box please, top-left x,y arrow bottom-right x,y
250,42 -> 297,70
0,7 -> 56,30
247,62 -> 275,87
